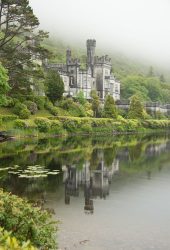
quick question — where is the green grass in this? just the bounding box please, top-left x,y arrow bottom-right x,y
0,107 -> 13,115
31,109 -> 52,118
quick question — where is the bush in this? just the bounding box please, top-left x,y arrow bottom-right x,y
0,227 -> 37,250
59,98 -> 86,117
57,117 -> 92,134
1,97 -> 15,108
19,109 -> 31,119
1,115 -> 18,122
34,117 -> 51,132
45,100 -> 58,116
0,189 -> 57,249
13,103 -> 31,119
50,120 -> 63,134
24,101 -> 38,115
84,102 -> 93,117
142,119 -> 170,129
34,96 -> 45,110
14,119 -> 28,129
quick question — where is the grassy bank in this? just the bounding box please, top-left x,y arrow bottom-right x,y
0,114 -> 170,138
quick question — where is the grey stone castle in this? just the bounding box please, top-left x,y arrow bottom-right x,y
45,39 -> 120,100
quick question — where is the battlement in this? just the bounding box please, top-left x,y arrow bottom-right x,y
67,58 -> 80,65
94,55 -> 111,65
86,39 -> 96,47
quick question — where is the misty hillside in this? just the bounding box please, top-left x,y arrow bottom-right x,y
42,38 -> 170,82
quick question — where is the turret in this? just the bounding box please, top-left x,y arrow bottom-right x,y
86,39 -> 96,76
66,48 -> 72,65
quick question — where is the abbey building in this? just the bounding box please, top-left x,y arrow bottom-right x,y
45,39 -> 120,100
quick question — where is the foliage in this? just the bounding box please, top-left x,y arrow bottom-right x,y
0,227 -> 36,250
90,90 -> 100,117
34,117 -> 51,132
121,75 -> 149,101
45,70 -> 64,103
121,74 -> 170,103
128,95 -> 145,119
0,0 -> 50,95
75,91 -> 86,105
142,119 -> 170,129
59,98 -> 86,117
0,115 -> 18,122
84,101 -> 93,117
103,95 -> 117,118
14,120 -> 28,129
0,63 -> 10,106
24,101 -> 38,115
18,109 -> 31,119
13,103 -> 31,119
45,100 -> 59,116
33,96 -> 46,110
50,120 -> 63,134
0,189 -> 57,249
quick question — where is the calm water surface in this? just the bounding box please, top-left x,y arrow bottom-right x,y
0,133 -> 170,250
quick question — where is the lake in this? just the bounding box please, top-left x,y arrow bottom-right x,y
0,133 -> 170,250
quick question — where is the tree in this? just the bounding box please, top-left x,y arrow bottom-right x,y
128,95 -> 145,119
146,77 -> 163,102
103,95 -> 117,118
75,91 -> 86,105
148,66 -> 154,77
0,62 -> 10,105
0,0 -> 50,94
90,90 -> 100,117
160,74 -> 165,82
45,70 -> 64,104
121,75 -> 149,101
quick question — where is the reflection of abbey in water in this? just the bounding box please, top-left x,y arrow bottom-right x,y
62,155 -> 119,214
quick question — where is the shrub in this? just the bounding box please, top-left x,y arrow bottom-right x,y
14,119 -> 28,129
59,98 -> 86,117
0,227 -> 37,250
1,115 -> 18,122
34,96 -> 45,110
84,102 -> 93,117
13,103 -> 31,119
34,117 -> 50,132
50,120 -> 63,134
24,101 -> 38,115
45,100 -> 58,116
0,189 -> 57,249
75,91 -> 86,105
128,95 -> 145,119
19,109 -> 31,119
103,95 -> 117,118
13,103 -> 27,115
1,97 -> 15,108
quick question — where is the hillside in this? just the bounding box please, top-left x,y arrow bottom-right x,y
42,38 -> 170,81
42,38 -> 170,103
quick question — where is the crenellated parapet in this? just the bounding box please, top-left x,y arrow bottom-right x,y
67,58 -> 80,66
94,55 -> 111,65
86,39 -> 96,48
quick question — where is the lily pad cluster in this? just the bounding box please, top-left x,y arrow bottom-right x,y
8,165 -> 60,178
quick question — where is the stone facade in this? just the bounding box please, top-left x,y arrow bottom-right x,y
45,39 -> 120,101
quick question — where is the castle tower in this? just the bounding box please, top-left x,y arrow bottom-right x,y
86,39 -> 96,77
66,48 -> 72,65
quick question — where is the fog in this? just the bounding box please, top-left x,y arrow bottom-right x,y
29,0 -> 170,66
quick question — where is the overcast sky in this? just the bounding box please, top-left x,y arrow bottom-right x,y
29,0 -> 170,65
